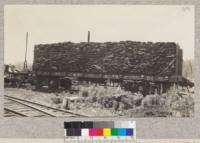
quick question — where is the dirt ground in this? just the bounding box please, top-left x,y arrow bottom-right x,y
4,87 -> 117,117
4,85 -> 194,117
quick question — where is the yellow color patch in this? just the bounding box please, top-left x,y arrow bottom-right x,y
103,128 -> 111,136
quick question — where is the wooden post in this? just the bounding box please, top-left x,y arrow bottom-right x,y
154,88 -> 158,95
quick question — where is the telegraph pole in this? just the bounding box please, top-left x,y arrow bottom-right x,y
24,32 -> 28,71
88,31 -> 90,43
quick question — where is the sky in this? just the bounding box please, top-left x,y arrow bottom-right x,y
4,5 -> 194,65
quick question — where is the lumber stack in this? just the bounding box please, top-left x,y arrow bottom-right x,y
33,41 -> 182,76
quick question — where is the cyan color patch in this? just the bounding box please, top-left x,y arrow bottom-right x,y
118,128 -> 126,136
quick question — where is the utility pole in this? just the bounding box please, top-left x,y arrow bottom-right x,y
24,32 -> 28,71
87,31 -> 90,43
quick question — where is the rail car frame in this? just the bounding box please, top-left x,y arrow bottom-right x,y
33,71 -> 193,94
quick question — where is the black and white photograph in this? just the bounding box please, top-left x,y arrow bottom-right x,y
4,5 -> 194,117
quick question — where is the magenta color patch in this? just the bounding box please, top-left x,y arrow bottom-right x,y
89,128 -> 97,136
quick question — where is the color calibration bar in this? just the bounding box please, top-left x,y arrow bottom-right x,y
64,121 -> 136,140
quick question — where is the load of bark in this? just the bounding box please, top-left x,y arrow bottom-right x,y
33,41 -> 180,76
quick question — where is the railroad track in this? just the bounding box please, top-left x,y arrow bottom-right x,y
4,95 -> 89,117
4,108 -> 28,117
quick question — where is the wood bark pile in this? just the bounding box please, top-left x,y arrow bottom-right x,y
33,41 -> 181,76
